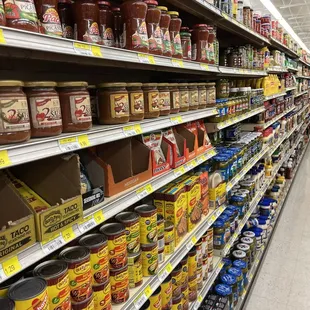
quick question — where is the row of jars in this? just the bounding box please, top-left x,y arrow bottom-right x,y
0,80 -> 215,145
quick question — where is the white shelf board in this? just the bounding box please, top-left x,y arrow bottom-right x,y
295,90 -> 309,97
264,92 -> 287,101
286,86 -> 297,92
267,67 -> 288,73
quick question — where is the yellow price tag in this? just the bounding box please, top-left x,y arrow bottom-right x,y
123,124 -> 143,136
166,263 -> 173,273
62,227 -> 76,243
170,116 -> 183,125
171,59 -> 184,68
144,285 -> 152,298
191,236 -> 197,244
136,184 -> 153,199
0,150 -> 11,168
3,256 -> 21,277
211,214 -> 217,221
94,210 -> 105,224
74,42 -> 90,50
138,53 -> 156,64
91,45 -> 102,57
174,166 -> 186,177
78,135 -> 90,148
198,295 -> 203,302
200,63 -> 209,71
222,12 -> 229,19
0,29 -> 6,44
144,184 -> 153,194
59,137 -> 77,144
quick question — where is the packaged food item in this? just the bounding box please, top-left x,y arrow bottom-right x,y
93,280 -> 111,310
180,255 -> 188,286
180,27 -> 192,60
0,298 -> 14,309
112,7 -> 122,48
72,293 -> 94,310
110,265 -> 129,304
34,260 -> 71,310
179,83 -> 190,112
164,220 -> 175,255
142,83 -> 160,118
141,242 -> 158,276
150,286 -> 162,310
142,131 -> 166,166
168,11 -> 182,59
188,84 -> 199,110
192,24 -> 209,63
163,128 -> 181,157
171,264 -> 182,298
128,251 -> 143,288
58,0 -> 74,39
158,83 -> 171,115
169,83 -> 180,113
157,214 -> 165,238
161,275 -> 173,310
0,1 -> 5,26
172,294 -> 182,309
57,81 -> 92,132
158,6 -> 172,57
98,0 -> 115,46
127,83 -> 144,121
0,80 -> 31,144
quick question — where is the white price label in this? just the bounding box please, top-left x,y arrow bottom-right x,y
173,166 -> 185,177
158,268 -> 169,282
78,218 -> 97,234
134,293 -> 148,309
193,301 -> 200,310
170,116 -> 183,125
58,137 -> 80,152
41,235 -> 65,255
123,124 -> 142,137
0,268 -> 6,282
136,184 -> 153,200
186,241 -> 194,250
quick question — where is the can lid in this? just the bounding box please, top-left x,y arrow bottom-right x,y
134,204 -> 156,214
59,246 -> 90,262
34,260 -> 68,280
100,222 -> 125,236
152,286 -> 161,296
0,80 -> 24,87
144,0 -> 158,5
24,81 -> 57,87
98,1 -> 111,6
8,277 -> 47,301
115,212 -> 140,223
57,81 -> 88,87
79,233 -> 108,248
0,297 -> 14,310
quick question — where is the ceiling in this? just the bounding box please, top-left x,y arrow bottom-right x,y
248,0 -> 310,49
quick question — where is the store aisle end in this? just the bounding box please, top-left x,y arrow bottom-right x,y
245,145 -> 310,310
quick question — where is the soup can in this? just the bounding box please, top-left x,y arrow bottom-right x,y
161,275 -> 172,310
141,242 -> 158,276
110,265 -> 129,304
72,293 -> 94,310
0,297 -> 14,310
128,251 -> 143,288
150,286 -> 162,310
0,274 -> 23,297
93,280 -> 111,310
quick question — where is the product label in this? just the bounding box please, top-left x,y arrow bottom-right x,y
30,96 -> 62,128
142,245 -> 158,276
191,43 -> 197,61
41,6 -> 62,37
190,90 -> 198,107
148,92 -> 160,112
149,24 -> 162,51
172,270 -> 182,297
0,1 -> 4,17
125,221 -> 140,253
188,254 -> 197,280
128,254 -> 142,288
90,245 -> 109,285
171,33 -> 182,56
139,213 -> 157,244
150,292 -> 162,310
180,91 -> 189,108
83,21 -> 100,44
5,0 -> 37,24
93,282 -> 111,310
130,93 -> 144,115
132,20 -> 149,48
161,280 -> 172,309
110,268 -> 129,304
0,98 -> 30,132
107,234 -> 127,269
159,91 -> 170,111
172,91 -> 180,109
15,287 -> 49,310
100,26 -> 115,46
61,23 -> 73,39
69,95 -> 92,123
110,94 -> 129,118
199,89 -> 207,106
200,40 -> 208,61
162,29 -> 172,54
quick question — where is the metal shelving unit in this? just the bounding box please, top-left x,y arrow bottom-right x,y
295,90 -> 308,97
267,67 -> 288,74
264,92 -> 287,101
269,38 -> 299,58
286,86 -> 297,92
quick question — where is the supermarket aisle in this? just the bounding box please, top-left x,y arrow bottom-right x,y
245,145 -> 310,310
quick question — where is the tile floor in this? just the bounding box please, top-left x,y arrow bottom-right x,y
244,146 -> 310,310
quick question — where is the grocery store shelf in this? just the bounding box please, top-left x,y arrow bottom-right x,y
269,38 -> 299,58
267,67 -> 288,74
114,206 -> 226,310
219,66 -> 267,77
205,106 -> 265,132
190,257 -> 224,310
287,66 -> 298,72
299,58 -> 310,67
264,92 -> 287,101
297,104 -> 309,116
0,108 -> 217,170
286,86 -> 297,92
296,76 -> 310,80
295,90 -> 308,97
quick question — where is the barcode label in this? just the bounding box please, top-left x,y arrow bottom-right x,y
73,42 -> 93,56
186,240 -> 194,250
41,235 -> 65,254
78,218 -> 97,234
58,137 -> 80,152
134,293 -> 148,309
0,268 -> 6,282
158,268 -> 169,282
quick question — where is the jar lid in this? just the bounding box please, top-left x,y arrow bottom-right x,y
188,83 -> 198,86
157,6 -> 167,11
97,82 -> 127,88
58,0 -> 72,3
193,24 -> 208,28
0,80 -> 24,87
180,32 -> 191,37
169,83 -> 179,86
180,27 -> 189,32
57,81 -> 88,87
205,82 -> 215,86
157,83 -> 169,87
142,83 -> 158,87
197,83 -> 206,86
111,7 -> 120,11
178,83 -> 188,86
167,11 -> 179,16
24,81 -> 57,87
98,1 -> 111,6
126,82 -> 143,87
144,0 -> 158,5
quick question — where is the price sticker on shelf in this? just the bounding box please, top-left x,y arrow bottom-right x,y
0,150 -> 11,168
171,59 -> 184,68
136,183 -> 154,200
73,42 -> 93,56
198,295 -> 203,303
41,234 -> 65,254
91,45 -> 103,57
78,216 -> 97,234
123,124 -> 143,137
174,166 -> 186,177
191,236 -> 197,244
144,285 -> 152,298
211,214 -> 217,222
58,137 -> 80,152
94,210 -> 105,224
134,292 -> 148,309
62,227 -> 76,243
170,115 -> 183,125
138,53 -> 156,64
222,12 -> 229,19
200,63 -> 209,71
3,256 -> 21,277
78,135 -> 90,148
186,160 -> 197,170
0,29 -> 6,44
196,154 -> 207,165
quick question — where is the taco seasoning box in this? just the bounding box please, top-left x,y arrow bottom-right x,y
142,83 -> 160,118
72,293 -> 94,310
97,82 -> 129,124
110,265 -> 129,304
59,246 -> 92,303
0,297 -> 14,309
161,275 -> 172,310
169,83 -> 180,114
8,277 -> 49,310
93,280 -> 111,310
100,222 -> 127,269
158,83 -> 171,116
57,81 -> 92,132
141,242 -> 158,276
134,204 -> 158,244
33,260 -> 71,310
178,83 -> 190,112
79,234 -> 109,285
164,220 -> 175,255
127,83 -> 144,121
171,263 -> 182,298
115,211 -> 141,254
150,286 -> 162,310
128,251 -> 143,288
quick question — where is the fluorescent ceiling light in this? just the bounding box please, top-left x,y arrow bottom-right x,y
260,0 -> 310,53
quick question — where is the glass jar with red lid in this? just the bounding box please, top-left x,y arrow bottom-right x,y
207,25 -> 216,64
98,1 -> 115,47
0,1 -> 5,26
58,0 -> 74,39
120,0 -> 149,52
144,0 -> 162,55
192,24 -> 209,63
180,27 -> 191,60
158,6 -> 172,57
168,11 -> 182,59
112,7 -> 122,48
74,0 -> 101,44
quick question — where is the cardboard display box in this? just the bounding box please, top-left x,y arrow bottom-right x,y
175,126 -> 196,161
10,154 -> 83,241
0,173 -> 36,263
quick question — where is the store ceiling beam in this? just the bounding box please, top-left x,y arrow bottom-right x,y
280,3 -> 308,9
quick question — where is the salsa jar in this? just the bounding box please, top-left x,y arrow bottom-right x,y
57,81 -> 92,132
206,82 -> 216,106
192,24 -> 209,63
4,0 -> 39,32
112,7 -> 122,48
24,81 -> 62,138
145,0 -> 162,55
207,25 -> 216,64
158,83 -> 171,116
179,83 -> 190,112
0,80 -> 31,144
142,83 -> 160,119
188,83 -> 199,110
158,6 -> 172,57
169,83 -> 180,114
97,82 -> 129,124
98,1 -> 115,47
168,11 -> 182,59
180,27 -> 191,60
58,0 -> 74,39
197,83 -> 207,109
74,0 -> 101,44
127,83 -> 144,121
35,0 -> 63,37
120,0 -> 149,52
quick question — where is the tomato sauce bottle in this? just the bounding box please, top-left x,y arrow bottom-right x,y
0,0 -> 6,26
98,1 -> 115,47
168,11 -> 182,59
58,0 -> 74,39
158,6 -> 172,57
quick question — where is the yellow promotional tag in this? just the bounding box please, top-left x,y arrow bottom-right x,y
123,124 -> 143,136
59,137 -> 77,144
200,63 -> 209,71
0,29 -> 6,44
144,285 -> 152,298
171,59 -> 184,68
144,184 -> 153,194
94,210 -> 105,224
0,150 -> 11,168
78,135 -> 90,148
174,166 -> 186,177
3,256 -> 21,277
166,263 -> 173,273
222,12 -> 229,19
191,236 -> 197,244
198,295 -> 203,302
62,227 -> 76,243
138,53 -> 156,64
170,116 -> 183,125
133,124 -> 143,134
211,215 -> 217,221
91,45 -> 102,57
136,183 -> 154,200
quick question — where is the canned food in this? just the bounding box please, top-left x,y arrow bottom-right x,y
181,285 -> 189,310
197,266 -> 203,290
141,243 -> 158,276
141,300 -> 151,310
110,265 -> 129,304
8,277 -> 49,310
201,232 -> 208,259
93,280 -> 111,310
0,297 -> 14,310
150,286 -> 162,310
79,234 -> 109,285
188,277 -> 198,302
157,214 -> 165,238
202,257 -> 209,281
196,240 -> 202,267
180,255 -> 188,286
34,260 -> 71,310
171,263 -> 182,298
59,246 -> 92,303
172,294 -> 182,310
128,251 -> 143,288
158,235 -> 165,250
164,221 -> 175,255
0,274 -> 23,297
134,204 -> 158,244
158,247 -> 165,264
161,275 -> 172,310
100,223 -> 127,269
115,212 -> 140,253
188,246 -> 197,281
72,293 -> 94,310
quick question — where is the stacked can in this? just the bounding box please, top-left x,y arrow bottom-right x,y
188,246 -> 198,302
157,214 -> 165,264
161,274 -> 173,310
180,255 -> 189,310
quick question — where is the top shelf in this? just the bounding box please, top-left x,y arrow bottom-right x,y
269,38 -> 299,59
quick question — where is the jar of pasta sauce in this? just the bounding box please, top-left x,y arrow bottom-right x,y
127,83 -> 144,121
180,27 -> 192,60
169,83 -> 180,114
168,11 -> 182,59
98,1 -> 115,47
158,6 -> 172,57
97,82 -> 129,124
0,1 -> 5,26
25,81 -> 62,138
58,0 -> 74,39
179,83 -> 190,112
188,83 -> 199,110
158,83 -> 171,116
192,24 -> 209,63
57,81 -> 92,132
142,83 -> 160,118
112,7 -> 122,48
